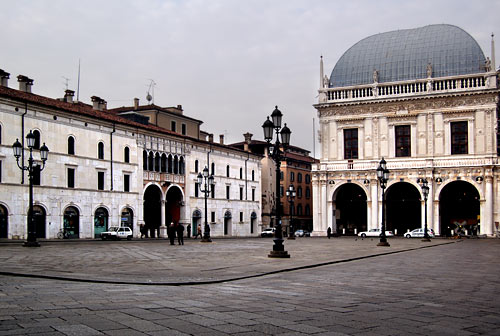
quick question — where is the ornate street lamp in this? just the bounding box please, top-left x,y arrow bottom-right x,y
12,130 -> 49,247
262,106 -> 291,258
286,184 -> 296,240
197,166 -> 215,242
376,158 -> 390,247
419,178 -> 431,242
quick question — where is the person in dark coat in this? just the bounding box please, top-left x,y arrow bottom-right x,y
327,227 -> 332,239
187,224 -> 191,238
168,222 -> 176,245
177,224 -> 184,245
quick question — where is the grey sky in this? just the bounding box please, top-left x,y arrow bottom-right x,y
1,0 -> 498,154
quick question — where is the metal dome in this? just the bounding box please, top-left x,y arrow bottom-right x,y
330,24 -> 487,88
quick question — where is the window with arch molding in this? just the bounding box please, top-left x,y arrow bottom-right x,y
124,147 -> 130,163
195,160 -> 199,173
240,167 -> 243,179
68,136 -> 75,155
98,142 -> 104,159
33,130 -> 41,149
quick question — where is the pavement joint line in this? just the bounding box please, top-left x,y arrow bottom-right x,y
0,240 -> 460,286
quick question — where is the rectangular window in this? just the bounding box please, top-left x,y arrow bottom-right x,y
451,121 -> 468,155
280,185 -> 284,197
32,165 -> 41,185
98,171 -> 105,190
239,187 -> 243,200
280,171 -> 284,180
344,128 -> 358,159
395,125 -> 411,157
124,174 -> 130,192
171,121 -> 177,132
290,172 -> 294,182
252,188 -> 255,201
195,183 -> 199,197
181,123 -> 186,135
67,168 -> 75,188
226,186 -> 230,200
240,212 -> 243,222
211,211 -> 215,223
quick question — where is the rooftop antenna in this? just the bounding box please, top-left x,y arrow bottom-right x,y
76,58 -> 81,102
146,79 -> 156,105
62,76 -> 70,90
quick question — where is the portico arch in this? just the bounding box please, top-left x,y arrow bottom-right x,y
144,184 -> 162,238
386,182 -> 421,235
332,183 -> 367,235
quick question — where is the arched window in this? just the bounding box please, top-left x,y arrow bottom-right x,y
0,124 -> 2,145
297,204 -> 303,216
154,153 -> 160,172
167,155 -> 173,173
143,150 -> 148,170
305,204 -> 311,216
124,147 -> 130,163
297,172 -> 302,183
33,130 -> 41,149
148,152 -> 154,171
226,165 -> 230,177
297,186 -> 302,198
173,156 -> 179,174
161,154 -> 167,173
195,160 -> 199,173
68,136 -> 75,155
252,170 -> 255,181
305,187 -> 311,199
179,157 -> 185,175
98,141 -> 104,159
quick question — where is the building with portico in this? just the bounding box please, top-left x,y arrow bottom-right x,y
312,24 -> 499,237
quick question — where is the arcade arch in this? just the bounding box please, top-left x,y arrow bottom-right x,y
439,181 -> 480,237
385,182 -> 421,235
332,183 -> 367,235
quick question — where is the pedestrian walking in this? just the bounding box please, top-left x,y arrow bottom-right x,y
140,224 -> 147,239
187,224 -> 191,238
194,224 -> 202,239
168,222 -> 176,245
327,227 -> 331,239
177,223 -> 184,245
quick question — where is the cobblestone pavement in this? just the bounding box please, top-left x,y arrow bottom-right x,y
0,238 -> 499,335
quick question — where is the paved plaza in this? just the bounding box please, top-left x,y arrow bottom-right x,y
0,237 -> 499,335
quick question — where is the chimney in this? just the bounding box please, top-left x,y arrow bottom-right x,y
208,134 -> 214,143
64,89 -> 75,103
243,132 -> 253,152
134,98 -> 139,110
91,96 -> 106,111
219,134 -> 224,145
0,69 -> 10,87
177,105 -> 182,110
17,75 -> 33,93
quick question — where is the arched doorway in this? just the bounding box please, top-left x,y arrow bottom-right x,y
439,181 -> 480,237
333,183 -> 367,235
94,207 -> 109,238
121,208 -> 134,230
386,182 -> 421,235
63,206 -> 79,239
0,205 -> 8,238
32,205 -> 46,239
192,210 -> 201,237
144,185 -> 162,238
166,186 -> 183,225
251,212 -> 257,234
224,211 -> 232,236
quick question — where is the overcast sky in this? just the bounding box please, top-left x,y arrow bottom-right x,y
1,0 -> 499,155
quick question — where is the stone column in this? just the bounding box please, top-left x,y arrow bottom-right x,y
483,176 -> 493,235
370,180 -> 378,230
312,178 -> 321,235
321,180 -> 328,235
160,200 -> 167,238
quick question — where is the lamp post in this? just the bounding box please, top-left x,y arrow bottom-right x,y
262,106 -> 291,258
197,166 -> 215,242
419,178 -> 431,242
286,184 -> 296,240
376,158 -> 390,247
12,130 -> 49,247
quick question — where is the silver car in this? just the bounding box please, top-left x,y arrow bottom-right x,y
357,228 -> 394,238
405,228 -> 435,238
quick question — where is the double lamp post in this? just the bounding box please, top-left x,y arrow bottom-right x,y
286,184 -> 296,240
12,130 -> 49,247
197,166 -> 215,242
376,158 -> 390,247
262,106 -> 291,258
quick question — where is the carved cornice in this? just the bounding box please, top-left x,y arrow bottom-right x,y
317,94 -> 498,118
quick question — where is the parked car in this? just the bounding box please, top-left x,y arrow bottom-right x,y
101,226 -> 133,240
260,228 -> 276,237
294,229 -> 311,237
405,228 -> 435,238
357,228 -> 394,238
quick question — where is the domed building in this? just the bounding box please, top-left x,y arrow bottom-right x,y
312,24 -> 499,238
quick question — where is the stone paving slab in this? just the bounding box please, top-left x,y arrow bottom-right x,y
0,237 -> 455,284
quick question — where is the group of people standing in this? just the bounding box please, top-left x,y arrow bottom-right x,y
139,222 -> 203,244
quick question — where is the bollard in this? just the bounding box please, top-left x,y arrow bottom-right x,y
342,228 -> 346,235
451,229 -> 454,236
395,229 -> 398,235
354,228 -> 357,235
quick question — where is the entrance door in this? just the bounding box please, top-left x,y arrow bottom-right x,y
386,182 -> 421,235
251,212 -> 257,234
94,207 -> 109,238
224,211 -> 232,235
63,206 -> 79,239
144,185 -> 162,238
439,181 -> 480,236
0,205 -> 7,238
32,205 -> 46,239
121,208 -> 134,231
